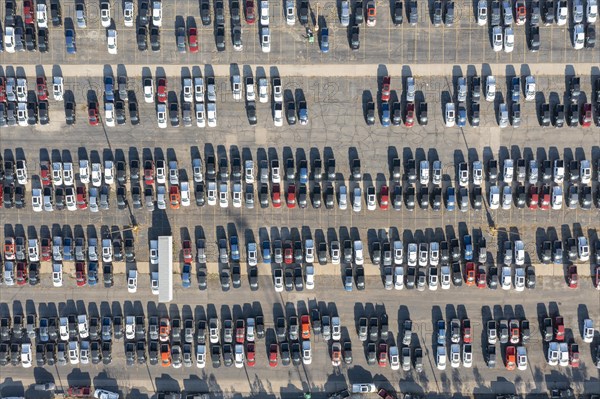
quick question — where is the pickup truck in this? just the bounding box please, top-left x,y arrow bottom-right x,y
301,315 -> 310,339
543,317 -> 553,341
505,346 -> 516,370
94,389 -> 119,399
463,235 -> 473,260
402,320 -> 412,345
554,316 -> 564,341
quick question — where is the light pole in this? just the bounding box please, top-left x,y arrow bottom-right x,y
314,2 -> 319,31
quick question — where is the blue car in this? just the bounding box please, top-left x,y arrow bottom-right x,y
446,186 -> 456,211
381,101 -> 391,127
182,264 -> 191,288
65,29 -> 76,54
63,237 -> 73,261
88,262 -> 98,286
320,27 -> 329,53
457,104 -> 467,127
262,240 -> 271,263
230,236 -> 240,262
464,235 -> 473,260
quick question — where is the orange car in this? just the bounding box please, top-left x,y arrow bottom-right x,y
505,346 -> 516,370
301,315 -> 311,339
161,343 -> 171,367
366,0 -> 377,26
169,186 -> 180,209
465,262 -> 476,286
4,237 -> 16,260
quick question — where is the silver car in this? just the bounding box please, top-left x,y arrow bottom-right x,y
341,0 -> 350,26
353,187 -> 362,212
498,103 -> 508,128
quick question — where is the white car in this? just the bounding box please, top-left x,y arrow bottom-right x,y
450,344 -> 460,368
261,0 -> 270,25
305,265 -> 315,289
366,186 -> 376,210
100,1 -> 111,27
52,162 -> 63,186
437,345 -> 447,370
305,239 -> 314,263
432,160 -> 442,185
394,266 -> 404,290
445,103 -> 455,127
78,315 -> 89,338
144,78 -> 154,103
196,344 -> 206,368
4,27 -> 15,53
430,242 -> 440,266
124,1 -> 134,26
183,78 -> 193,102
558,343 -> 569,367
286,0 -> 296,24
234,344 -> 244,368
573,24 -> 584,49
352,187 -> 361,212
232,183 -> 242,207
418,243 -> 428,266
105,102 -> 115,126
556,1 -> 568,25
195,103 -> 206,127
517,346 -> 527,370
244,160 -> 254,184
207,102 -> 217,127
69,341 -> 80,365
181,182 -> 191,206
440,266 -> 451,289
514,267 -> 525,291
104,161 -> 114,184
486,75 -> 496,101
207,182 -> 217,206
52,263 -> 63,287
501,266 -> 512,290
152,271 -> 160,292
580,160 -> 592,184
127,269 -> 137,294
389,346 -> 400,370
219,183 -> 229,207
246,78 -> 256,101
21,343 -> 32,368
492,26 -> 503,51
153,1 -> 163,26
551,186 -> 563,209
79,160 -> 90,183
274,103 -> 283,126
62,162 -> 73,186
107,29 -> 118,54
407,243 -> 418,266
65,188 -> 77,211
472,161 -> 483,185
588,0 -> 598,22
577,236 -> 589,261
261,27 -> 271,52
582,319 -> 595,343
37,4 -> 48,28
102,239 -> 112,262
258,78 -> 268,103
16,79 -> 27,102
157,104 -> 167,128
168,161 -> 179,185
194,77 -> 205,102
59,318 -> 69,340
503,159 -> 514,183
547,342 -> 559,366
32,189 -> 43,212
489,185 -> 500,208
354,240 -> 364,265
90,163 -> 101,187
150,240 -> 159,265
428,267 -> 438,290
15,160 -> 27,185
331,317 -> 341,341
477,0 -> 488,25
504,27 -> 514,52
302,340 -> 312,365
514,241 -> 525,265
419,160 -> 430,185
393,240 -> 403,265
525,76 -> 536,101
125,316 -> 136,339
17,103 -> 28,126
53,77 -> 64,101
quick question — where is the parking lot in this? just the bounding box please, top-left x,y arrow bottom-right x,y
2,0 -> 600,397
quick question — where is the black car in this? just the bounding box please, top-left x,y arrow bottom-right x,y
139,0 -> 149,24
472,187 -> 482,210
50,0 -> 62,26
419,102 -> 428,125
471,102 -> 480,126
432,187 -> 442,211
27,101 -> 37,125
312,183 -> 322,208
176,26 -> 186,52
150,26 -> 160,51
231,0 -> 241,22
286,101 -> 296,125
366,101 -> 375,124
419,186 -> 429,209
543,0 -> 554,23
201,0 -> 212,25
24,25 -> 36,51
554,104 -> 565,127
247,101 -> 257,125
351,25 -> 360,51
354,1 -> 364,24
529,26 -> 540,51
405,186 -> 415,210
216,25 -> 226,51
299,0 -> 309,24
38,101 -> 49,125
408,0 -> 418,24
14,185 -> 25,208
392,102 -> 402,125
586,25 -> 595,48
5,0 -> 16,25
393,0 -> 403,24
137,27 -> 148,51
444,0 -> 454,26
215,0 -> 225,24
568,103 -> 579,127
37,28 -> 48,52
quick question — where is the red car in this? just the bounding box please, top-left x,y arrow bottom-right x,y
287,184 -> 296,208
41,238 -> 51,261
40,161 -> 51,186
528,186 -> 538,210
76,186 -> 88,209
269,343 -> 278,367
505,346 -> 516,370
36,76 -> 48,101
245,0 -> 256,23
378,343 -> 388,367
540,185 -> 551,210
88,102 -> 99,126
0,77 -> 6,102
284,241 -> 293,264
4,238 -> 15,260
182,240 -> 193,262
75,262 -> 87,287
68,387 -> 91,397
477,266 -> 487,288
157,78 -> 167,103
16,262 -> 28,285
567,265 -> 578,288
595,266 -> 600,289
246,343 -> 256,366
405,102 -> 415,127
379,185 -> 389,209
462,319 -> 472,343
188,27 -> 199,53
381,76 -> 391,102
169,186 -> 181,209
272,183 -> 281,208
235,320 -> 245,343
144,160 -> 155,184
581,103 -> 592,128
24,0 -> 34,24
465,262 -> 476,286
569,343 -> 580,368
